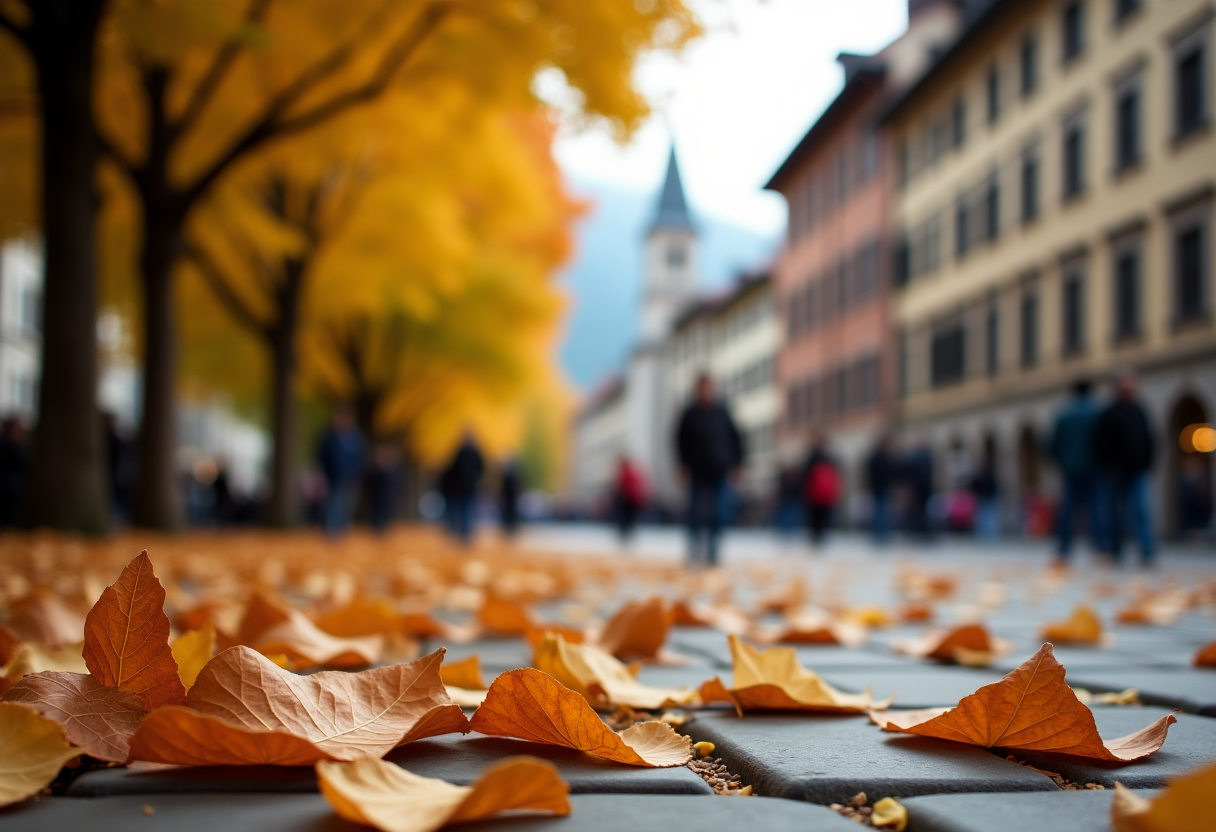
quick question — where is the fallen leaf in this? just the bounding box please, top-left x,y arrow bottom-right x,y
525,625 -> 585,650
596,597 -> 672,661
171,624 -> 216,690
440,655 -> 487,691
236,592 -> 292,644
477,594 -> 535,636
1194,638 -> 1216,668
871,796 -> 908,831
892,624 -> 1011,666
82,551 -> 186,710
0,626 -> 19,665
1,672 -> 145,762
127,647 -> 470,766
254,609 -> 383,669
2,642 -> 87,684
468,668 -> 691,767
670,601 -> 750,634
6,592 -> 85,648
533,633 -> 698,710
1110,761 -> 1216,832
700,635 -> 890,714
897,603 -> 934,623
314,597 -> 403,638
1072,687 -> 1140,706
846,606 -> 893,628
870,644 -> 1175,761
754,608 -> 868,648
1040,605 -> 1103,645
400,611 -> 456,640
0,701 -> 81,807
444,687 -> 488,708
317,756 -> 571,832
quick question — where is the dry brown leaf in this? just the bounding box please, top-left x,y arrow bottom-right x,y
254,609 -> 383,669
468,668 -> 691,767
891,623 -> 1011,666
82,551 -> 185,710
400,610 -> 455,640
525,624 -> 585,650
1040,605 -> 1103,645
171,624 -> 216,690
2,642 -> 87,684
1110,761 -> 1216,832
128,646 -> 470,765
871,644 -> 1175,761
477,594 -> 536,636
318,755 -> 571,832
1,672 -> 146,762
0,626 -> 19,665
597,597 -> 671,661
845,606 -> 893,628
754,608 -> 868,648
897,603 -> 935,623
670,600 -> 750,634
6,592 -> 85,648
314,597 -> 403,638
236,591 -> 293,644
699,635 -> 890,714
533,633 -> 698,710
440,655 -> 487,691
1193,638 -> 1216,668
0,702 -> 82,807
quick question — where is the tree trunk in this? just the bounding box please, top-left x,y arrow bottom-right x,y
23,0 -> 109,533
263,261 -> 304,527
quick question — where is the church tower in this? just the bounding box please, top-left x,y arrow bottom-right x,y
640,146 -> 698,343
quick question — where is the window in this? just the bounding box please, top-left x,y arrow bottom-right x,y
985,304 -> 1000,376
1062,268 -> 1086,355
1114,0 -> 1140,23
955,200 -> 970,259
894,237 -> 911,286
931,323 -> 966,387
1020,34 -> 1039,96
1114,81 -> 1141,170
858,128 -> 879,183
1175,222 -> 1208,322
1175,30 -> 1210,138
1063,117 -> 1086,200
1020,289 -> 1039,368
1021,149 -> 1040,222
985,175 -> 1001,242
928,119 -> 946,164
987,65 -> 1001,124
1113,247 -> 1141,340
1062,1 -> 1085,63
953,96 -> 967,148
857,240 -> 881,299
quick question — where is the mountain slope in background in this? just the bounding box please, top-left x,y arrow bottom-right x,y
558,179 -> 781,391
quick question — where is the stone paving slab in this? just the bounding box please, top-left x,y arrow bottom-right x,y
1007,708 -> 1216,788
67,735 -> 712,796
0,794 -> 863,832
820,667 -> 1005,709
1064,668 -> 1216,715
990,644 -> 1177,672
684,713 -> 1056,804
431,639 -> 533,671
901,788 -> 1159,832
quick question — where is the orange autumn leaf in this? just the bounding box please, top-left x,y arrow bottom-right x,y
441,655 -> 487,691
871,644 -> 1175,761
468,668 -> 691,767
1039,605 -> 1103,645
1110,761 -> 1216,832
7,592 -> 85,648
477,594 -> 536,637
81,551 -> 186,710
128,647 -> 470,766
525,625 -> 585,650
237,592 -> 293,644
898,603 -> 935,623
1192,638 -> 1216,668
0,626 -> 18,665
754,609 -> 868,648
318,756 -> 571,832
533,633 -> 698,710
253,609 -> 383,669
314,597 -> 403,638
597,597 -> 671,661
700,634 -> 890,714
400,610 -> 457,641
892,623 -> 1011,666
1,672 -> 145,762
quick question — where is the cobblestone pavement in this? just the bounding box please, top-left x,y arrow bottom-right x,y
7,524 -> 1215,832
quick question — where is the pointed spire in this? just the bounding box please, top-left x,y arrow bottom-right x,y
650,145 -> 694,233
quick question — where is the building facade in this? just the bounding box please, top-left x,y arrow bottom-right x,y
767,0 -> 966,519
0,238 -> 43,421
886,0 -> 1216,533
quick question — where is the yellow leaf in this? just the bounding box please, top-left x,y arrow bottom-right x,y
534,632 -> 698,710
0,702 -> 81,808
318,756 -> 571,832
171,624 -> 216,690
871,797 -> 909,831
1040,605 -> 1103,645
2,642 -> 87,684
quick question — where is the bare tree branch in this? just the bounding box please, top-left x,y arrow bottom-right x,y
170,0 -> 273,142
183,238 -> 272,338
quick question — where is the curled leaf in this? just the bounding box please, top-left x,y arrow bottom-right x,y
1110,762 -> 1216,832
870,644 -> 1175,762
0,701 -> 81,807
891,623 -> 1010,666
171,624 -> 216,690
1,672 -> 145,762
700,634 -> 890,714
468,668 -> 691,767
534,633 -> 698,710
254,609 -> 383,669
6,592 -> 85,648
871,797 -> 909,831
128,647 -> 470,765
317,756 -> 571,832
1039,605 -> 1103,645
597,597 -> 671,661
82,551 -> 186,709
440,655 -> 487,692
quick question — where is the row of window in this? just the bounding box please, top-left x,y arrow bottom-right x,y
785,240 -> 883,339
673,295 -> 773,364
787,129 -> 880,244
719,355 -> 775,402
919,207 -> 1209,390
786,353 -> 882,426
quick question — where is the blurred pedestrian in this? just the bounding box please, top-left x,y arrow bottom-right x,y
675,373 -> 743,568
102,412 -> 134,526
903,438 -> 936,540
440,430 -> 484,546
773,464 -> 803,539
212,459 -> 234,526
801,435 -> 840,547
1048,379 -> 1100,566
1093,369 -> 1156,566
969,459 -> 1000,542
366,442 -> 401,535
612,455 -> 646,545
499,459 -> 522,540
865,436 -> 895,546
0,416 -> 29,529
316,405 -> 365,537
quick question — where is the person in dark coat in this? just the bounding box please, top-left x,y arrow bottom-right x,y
440,430 -> 485,546
366,442 -> 401,535
802,435 -> 840,547
498,459 -> 522,540
865,436 -> 895,546
316,406 -> 365,537
0,416 -> 29,529
675,373 -> 743,568
1092,369 -> 1156,566
1049,379 -> 1100,565
903,438 -> 935,540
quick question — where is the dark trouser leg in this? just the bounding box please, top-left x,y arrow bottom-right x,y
705,477 -> 725,567
687,479 -> 705,565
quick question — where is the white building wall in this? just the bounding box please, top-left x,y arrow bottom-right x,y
0,239 -> 43,421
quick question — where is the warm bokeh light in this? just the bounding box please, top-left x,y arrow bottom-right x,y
1180,424 -> 1216,454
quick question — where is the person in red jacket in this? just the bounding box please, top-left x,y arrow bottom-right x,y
802,434 -> 840,547
612,455 -> 646,545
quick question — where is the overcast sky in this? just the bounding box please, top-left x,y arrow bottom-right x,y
551,0 -> 909,236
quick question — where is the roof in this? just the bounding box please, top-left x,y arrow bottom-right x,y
764,63 -> 887,192
649,145 -> 694,233
575,374 -> 625,422
879,0 -> 1014,126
